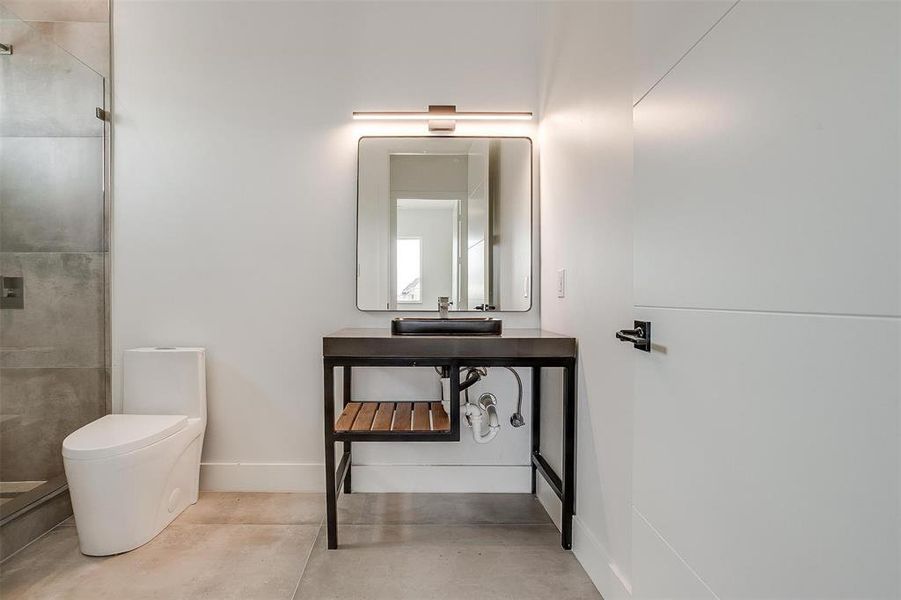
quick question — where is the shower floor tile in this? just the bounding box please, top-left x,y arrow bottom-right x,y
0,482 -> 45,495
0,481 -> 46,506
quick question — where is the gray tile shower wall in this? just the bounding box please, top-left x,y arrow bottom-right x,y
28,21 -> 110,78
0,368 -> 106,481
0,0 -> 110,557
0,138 -> 104,253
0,253 -> 104,369
0,13 -> 105,137
0,1 -> 109,24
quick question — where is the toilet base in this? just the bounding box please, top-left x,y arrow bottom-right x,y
64,420 -> 204,556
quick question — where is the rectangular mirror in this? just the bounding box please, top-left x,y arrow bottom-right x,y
357,137 -> 532,312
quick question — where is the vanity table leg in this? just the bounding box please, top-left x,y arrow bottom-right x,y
343,367 -> 352,494
449,360 -> 461,439
561,359 -> 576,550
324,362 -> 338,549
531,366 -> 541,495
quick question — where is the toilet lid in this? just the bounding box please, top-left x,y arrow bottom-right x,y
63,414 -> 188,460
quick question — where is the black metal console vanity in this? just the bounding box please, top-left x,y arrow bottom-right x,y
322,328 -> 577,550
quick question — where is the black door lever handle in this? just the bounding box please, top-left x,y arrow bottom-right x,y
615,329 -> 644,343
616,321 -> 651,352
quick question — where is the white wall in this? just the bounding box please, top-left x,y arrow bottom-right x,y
113,0 -> 541,492
632,0 -> 738,105
538,2 -> 635,597
632,2 -> 899,599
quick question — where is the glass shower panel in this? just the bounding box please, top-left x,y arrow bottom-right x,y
0,5 -> 106,519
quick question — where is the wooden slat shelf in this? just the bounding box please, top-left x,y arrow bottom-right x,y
336,401 -> 450,433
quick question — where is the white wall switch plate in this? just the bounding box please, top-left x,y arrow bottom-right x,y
556,269 -> 566,298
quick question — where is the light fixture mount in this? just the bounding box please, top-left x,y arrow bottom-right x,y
427,105 -> 457,132
352,105 -> 533,132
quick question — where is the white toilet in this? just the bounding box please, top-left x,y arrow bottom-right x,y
62,347 -> 206,556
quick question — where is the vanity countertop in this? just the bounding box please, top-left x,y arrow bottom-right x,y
323,328 -> 576,359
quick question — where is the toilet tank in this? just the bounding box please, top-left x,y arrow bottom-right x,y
124,348 -> 206,420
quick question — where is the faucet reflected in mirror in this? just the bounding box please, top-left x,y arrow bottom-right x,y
438,296 -> 451,318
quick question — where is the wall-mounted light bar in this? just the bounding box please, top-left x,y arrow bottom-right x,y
352,105 -> 532,131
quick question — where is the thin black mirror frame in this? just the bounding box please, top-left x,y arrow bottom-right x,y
355,135 -> 534,313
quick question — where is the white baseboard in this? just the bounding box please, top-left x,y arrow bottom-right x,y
536,477 -> 563,530
534,480 -> 631,600
200,462 -> 324,492
573,514 -> 633,600
200,462 -> 531,493
351,464 -> 531,493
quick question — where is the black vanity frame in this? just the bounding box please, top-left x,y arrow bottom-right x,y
322,334 -> 577,551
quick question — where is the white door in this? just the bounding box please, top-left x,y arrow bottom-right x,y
630,2 -> 899,599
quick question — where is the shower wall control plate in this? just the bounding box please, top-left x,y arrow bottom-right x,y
1,276 -> 24,309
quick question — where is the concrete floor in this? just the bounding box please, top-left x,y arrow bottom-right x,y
0,492 -> 601,600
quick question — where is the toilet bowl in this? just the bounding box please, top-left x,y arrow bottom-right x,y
63,347 -> 206,556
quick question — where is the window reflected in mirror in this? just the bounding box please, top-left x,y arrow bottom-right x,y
396,237 -> 422,304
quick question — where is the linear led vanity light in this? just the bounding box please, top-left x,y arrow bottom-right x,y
352,111 -> 533,121
353,105 -> 532,131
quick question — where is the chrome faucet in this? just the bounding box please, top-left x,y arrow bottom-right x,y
438,296 -> 452,319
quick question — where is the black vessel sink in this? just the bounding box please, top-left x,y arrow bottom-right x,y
391,317 -> 502,336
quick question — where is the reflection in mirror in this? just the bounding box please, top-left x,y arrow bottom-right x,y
357,137 -> 532,312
